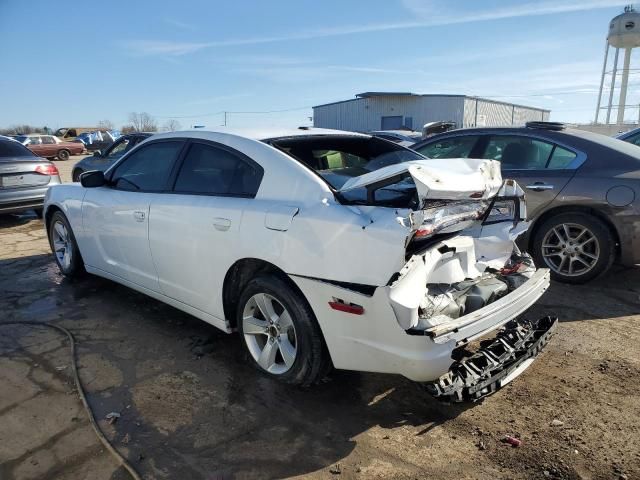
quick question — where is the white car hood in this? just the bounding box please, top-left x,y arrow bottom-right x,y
338,158 -> 503,202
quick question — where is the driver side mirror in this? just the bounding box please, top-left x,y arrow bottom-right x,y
80,170 -> 106,188
93,150 -> 102,157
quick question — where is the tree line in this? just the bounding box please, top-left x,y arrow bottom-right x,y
0,113 -> 181,136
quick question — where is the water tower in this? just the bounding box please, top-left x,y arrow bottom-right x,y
595,5 -> 640,124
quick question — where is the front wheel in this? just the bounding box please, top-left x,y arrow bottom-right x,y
72,169 -> 83,182
57,149 -> 70,161
48,211 -> 84,277
237,275 -> 330,386
532,212 -> 615,284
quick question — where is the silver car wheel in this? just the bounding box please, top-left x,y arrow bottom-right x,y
52,220 -> 72,270
242,293 -> 297,375
541,223 -> 600,277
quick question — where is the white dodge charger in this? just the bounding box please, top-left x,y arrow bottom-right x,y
44,128 -> 556,402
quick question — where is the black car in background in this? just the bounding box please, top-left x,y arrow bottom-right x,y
412,122 -> 640,283
71,132 -> 153,182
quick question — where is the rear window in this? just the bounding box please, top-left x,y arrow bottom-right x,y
570,129 -> 640,160
268,136 -> 423,189
0,139 -> 35,158
268,135 -> 424,207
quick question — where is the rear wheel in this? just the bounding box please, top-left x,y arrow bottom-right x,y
57,149 -> 70,161
48,211 -> 84,277
237,274 -> 330,386
532,212 -> 615,284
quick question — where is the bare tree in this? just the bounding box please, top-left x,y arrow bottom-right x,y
162,119 -> 182,132
128,112 -> 158,132
120,125 -> 136,134
97,119 -> 114,130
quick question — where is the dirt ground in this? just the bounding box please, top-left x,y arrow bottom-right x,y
0,156 -> 639,479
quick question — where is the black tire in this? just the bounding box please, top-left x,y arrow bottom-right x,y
532,212 -> 615,284
237,274 -> 331,386
72,169 -> 83,182
48,211 -> 84,278
57,149 -> 70,161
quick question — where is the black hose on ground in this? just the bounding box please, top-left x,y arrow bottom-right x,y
0,321 -> 142,480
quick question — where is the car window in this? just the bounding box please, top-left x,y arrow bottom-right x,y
547,145 -> 577,169
482,136 -> 553,170
41,136 -> 54,144
29,137 -> 42,145
624,131 -> 640,146
111,141 -> 183,191
173,142 -> 263,196
0,139 -> 34,158
415,136 -> 480,159
106,138 -> 131,158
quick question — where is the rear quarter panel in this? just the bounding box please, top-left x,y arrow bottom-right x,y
44,184 -> 87,242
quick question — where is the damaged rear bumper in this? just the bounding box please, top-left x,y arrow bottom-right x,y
425,316 -> 558,402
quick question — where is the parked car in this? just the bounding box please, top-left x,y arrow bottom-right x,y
616,126 -> 640,146
44,128 -> 555,401
0,137 -> 61,216
72,133 -> 153,182
54,127 -> 100,141
17,135 -> 85,160
370,130 -> 423,147
74,130 -> 122,152
411,122 -> 640,283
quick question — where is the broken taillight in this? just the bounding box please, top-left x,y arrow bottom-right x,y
35,164 -> 59,176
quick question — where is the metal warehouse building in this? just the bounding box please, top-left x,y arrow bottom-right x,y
312,92 -> 550,132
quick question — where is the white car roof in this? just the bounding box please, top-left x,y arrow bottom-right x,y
149,127 -> 370,142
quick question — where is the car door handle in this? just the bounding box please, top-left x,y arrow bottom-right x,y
133,210 -> 146,222
213,217 -> 231,231
526,183 -> 554,191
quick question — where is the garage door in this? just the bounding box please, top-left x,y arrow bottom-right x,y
381,116 -> 403,130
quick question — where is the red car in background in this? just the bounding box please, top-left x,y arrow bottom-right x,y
16,135 -> 85,161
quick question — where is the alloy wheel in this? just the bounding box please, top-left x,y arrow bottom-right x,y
541,223 -> 600,277
52,220 -> 72,270
242,293 -> 297,374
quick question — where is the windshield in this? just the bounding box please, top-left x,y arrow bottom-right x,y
268,135 -> 425,207
15,135 -> 28,144
0,139 -> 35,158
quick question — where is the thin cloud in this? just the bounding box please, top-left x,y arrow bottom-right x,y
164,18 -> 197,31
122,0 -> 627,56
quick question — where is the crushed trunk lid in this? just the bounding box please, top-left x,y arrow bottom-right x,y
338,158 -> 503,203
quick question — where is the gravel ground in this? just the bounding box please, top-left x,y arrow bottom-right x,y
0,160 -> 638,479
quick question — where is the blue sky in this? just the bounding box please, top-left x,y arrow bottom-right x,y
0,0 -> 637,130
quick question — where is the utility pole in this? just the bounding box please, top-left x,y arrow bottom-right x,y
224,111 -> 228,126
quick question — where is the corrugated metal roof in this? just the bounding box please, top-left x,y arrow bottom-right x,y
355,92 -> 418,98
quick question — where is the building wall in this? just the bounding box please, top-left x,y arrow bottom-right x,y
314,95 -> 549,132
463,98 -> 549,127
313,95 -> 465,132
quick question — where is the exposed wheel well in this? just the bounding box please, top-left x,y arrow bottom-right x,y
527,205 -> 621,254
222,258 -> 308,329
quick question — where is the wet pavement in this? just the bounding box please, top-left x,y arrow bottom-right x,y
1,208 -> 639,479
